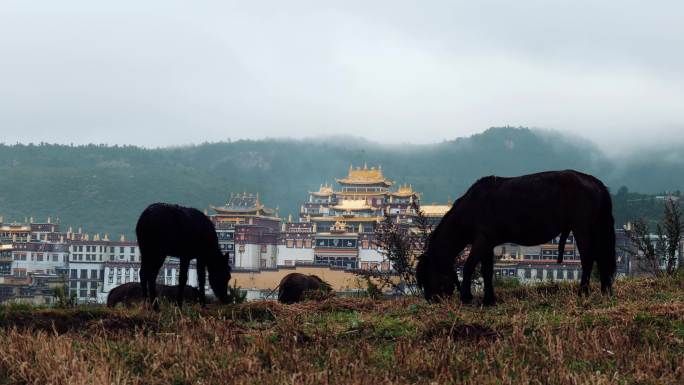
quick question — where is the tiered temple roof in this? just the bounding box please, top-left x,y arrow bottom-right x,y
310,184 -> 334,196
420,204 -> 452,217
336,164 -> 393,187
212,192 -> 276,217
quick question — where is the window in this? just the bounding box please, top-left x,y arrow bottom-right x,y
295,240 -> 303,248
91,270 -> 98,279
70,281 -> 77,289
524,269 -> 531,279
261,244 -> 268,253
80,289 -> 86,298
90,289 -> 96,298
71,269 -> 77,279
287,240 -> 294,248
80,269 -> 87,279
304,240 -> 312,248
120,247 -> 125,253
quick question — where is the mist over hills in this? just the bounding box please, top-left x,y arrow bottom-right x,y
0,127 -> 681,237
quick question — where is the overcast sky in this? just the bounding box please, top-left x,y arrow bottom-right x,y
0,1 -> 682,154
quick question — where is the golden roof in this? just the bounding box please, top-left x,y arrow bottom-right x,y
392,184 -> 417,197
333,200 -> 372,211
0,225 -> 31,232
336,164 -> 393,186
420,204 -> 452,217
310,184 -> 334,196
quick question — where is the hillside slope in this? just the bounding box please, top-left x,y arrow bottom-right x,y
0,277 -> 682,384
0,127 -> 681,235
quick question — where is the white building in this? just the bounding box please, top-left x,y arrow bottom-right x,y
11,242 -> 69,276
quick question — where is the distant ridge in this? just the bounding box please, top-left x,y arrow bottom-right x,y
0,127 -> 681,236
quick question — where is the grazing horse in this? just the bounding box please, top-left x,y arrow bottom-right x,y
278,273 -> 332,304
136,203 -> 231,309
416,170 -> 616,305
107,282 -> 201,308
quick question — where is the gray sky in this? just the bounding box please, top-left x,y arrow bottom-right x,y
1,1 -> 682,154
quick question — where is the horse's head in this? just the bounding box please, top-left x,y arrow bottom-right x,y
208,251 -> 232,303
416,252 -> 458,302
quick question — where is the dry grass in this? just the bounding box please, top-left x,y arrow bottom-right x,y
0,277 -> 683,384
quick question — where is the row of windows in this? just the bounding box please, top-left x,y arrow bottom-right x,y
524,254 -> 580,261
70,269 -> 104,280
73,245 -> 137,253
314,255 -> 357,269
521,269 -> 580,281
71,254 -> 136,262
12,253 -> 64,262
283,239 -> 378,250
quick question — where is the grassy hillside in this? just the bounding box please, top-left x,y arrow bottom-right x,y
0,277 -> 683,384
0,127 -> 681,236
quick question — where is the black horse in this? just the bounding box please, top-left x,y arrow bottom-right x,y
278,273 -> 332,304
136,203 -> 231,309
416,170 -> 616,305
107,282 -> 201,308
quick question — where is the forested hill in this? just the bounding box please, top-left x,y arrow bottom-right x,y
0,127 -> 681,237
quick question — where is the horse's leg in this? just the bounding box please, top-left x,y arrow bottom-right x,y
595,233 -> 614,295
574,232 -> 593,296
460,244 -> 482,304
177,258 -> 190,307
145,256 -> 165,311
196,258 -> 207,306
481,247 -> 496,306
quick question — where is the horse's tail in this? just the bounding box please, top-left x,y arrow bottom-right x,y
597,186 -> 617,288
557,230 -> 570,263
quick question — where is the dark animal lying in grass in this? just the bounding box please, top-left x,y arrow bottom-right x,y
278,273 -> 333,304
136,203 -> 231,310
107,282 -> 202,308
416,170 -> 616,305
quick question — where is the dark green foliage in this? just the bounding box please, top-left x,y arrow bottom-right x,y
226,281 -> 247,304
0,128 -> 681,236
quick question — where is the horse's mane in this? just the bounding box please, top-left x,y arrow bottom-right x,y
310,275 -> 332,291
